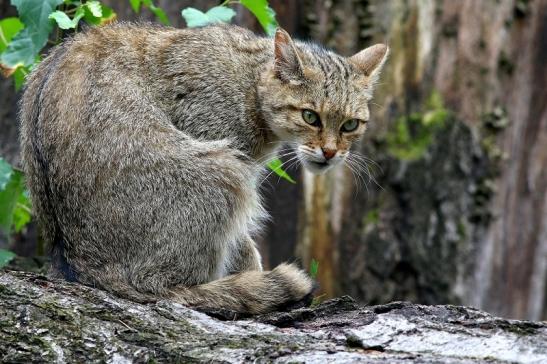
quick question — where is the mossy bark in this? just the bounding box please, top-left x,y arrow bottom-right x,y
292,0 -> 547,321
1,270 -> 546,363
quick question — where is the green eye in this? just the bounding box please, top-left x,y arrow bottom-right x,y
341,119 -> 360,132
302,109 -> 320,126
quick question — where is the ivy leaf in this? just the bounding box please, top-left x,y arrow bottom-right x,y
49,9 -> 84,30
149,5 -> 170,25
13,190 -> 31,233
12,66 -> 28,90
0,157 -> 13,190
204,6 -> 236,24
0,158 -> 27,235
140,0 -> 170,25
181,8 -> 210,28
240,0 -> 278,36
129,0 -> 141,13
82,3 -> 116,26
0,17 -> 24,53
86,1 -> 102,18
0,0 -> 63,68
309,259 -> 319,279
182,6 -> 236,28
266,158 -> 296,184
0,17 -> 26,85
0,249 -> 16,268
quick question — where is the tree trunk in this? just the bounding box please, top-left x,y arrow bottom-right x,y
295,0 -> 547,321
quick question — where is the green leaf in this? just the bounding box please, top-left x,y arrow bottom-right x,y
240,0 -> 278,36
204,6 -> 236,24
309,259 -> 319,279
182,6 -> 236,28
1,0 -> 64,68
266,158 -> 296,184
0,18 -> 29,89
83,3 -> 116,26
86,1 -> 102,17
0,157 -> 13,190
12,65 -> 29,90
149,4 -> 170,25
0,158 -> 26,234
137,0 -> 169,25
13,190 -> 31,233
0,249 -> 16,268
0,17 -> 24,54
48,10 -> 83,30
129,0 -> 141,13
181,8 -> 210,28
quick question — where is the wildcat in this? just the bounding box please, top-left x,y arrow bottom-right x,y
20,23 -> 388,314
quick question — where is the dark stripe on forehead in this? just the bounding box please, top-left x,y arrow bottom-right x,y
315,56 -> 331,100
331,54 -> 347,78
328,54 -> 351,107
342,59 -> 351,81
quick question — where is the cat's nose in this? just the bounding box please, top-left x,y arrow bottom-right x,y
322,148 -> 337,160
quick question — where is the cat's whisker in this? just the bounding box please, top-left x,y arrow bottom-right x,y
350,152 -> 383,172
285,156 -> 302,173
347,157 -> 369,194
343,160 -> 361,197
347,154 -> 383,191
347,165 -> 366,195
347,155 -> 383,190
369,101 -> 384,109
256,148 -> 296,165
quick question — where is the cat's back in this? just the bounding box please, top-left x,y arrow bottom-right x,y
58,22 -> 267,74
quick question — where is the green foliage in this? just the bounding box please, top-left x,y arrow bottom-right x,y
49,10 -> 84,30
0,249 -> 16,268
309,259 -> 319,279
130,0 -> 170,25
0,16 -> 27,89
0,17 -> 24,53
309,258 -> 324,306
1,0 -> 63,68
0,158 -> 31,236
386,91 -> 449,161
49,1 -> 113,30
240,0 -> 278,36
181,6 -> 236,28
181,0 -> 278,36
1,0 -> 117,90
266,158 -> 296,184
364,209 -> 379,225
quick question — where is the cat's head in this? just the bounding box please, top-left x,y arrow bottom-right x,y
258,29 -> 388,174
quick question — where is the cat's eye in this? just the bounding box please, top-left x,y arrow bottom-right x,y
302,109 -> 320,126
341,119 -> 360,132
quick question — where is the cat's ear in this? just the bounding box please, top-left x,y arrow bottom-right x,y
349,44 -> 389,83
274,28 -> 305,84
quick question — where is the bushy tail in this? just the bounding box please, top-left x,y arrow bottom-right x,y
170,264 -> 315,315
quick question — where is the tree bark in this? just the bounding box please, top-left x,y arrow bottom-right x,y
1,270 -> 546,363
295,0 -> 547,321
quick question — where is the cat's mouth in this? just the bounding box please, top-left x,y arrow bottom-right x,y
303,159 -> 333,174
309,161 -> 329,168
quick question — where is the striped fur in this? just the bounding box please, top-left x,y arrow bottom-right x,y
19,23 -> 387,314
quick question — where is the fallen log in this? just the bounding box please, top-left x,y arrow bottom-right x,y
1,270 -> 545,363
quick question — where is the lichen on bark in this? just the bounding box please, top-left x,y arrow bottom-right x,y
1,270 -> 546,363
